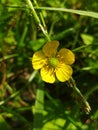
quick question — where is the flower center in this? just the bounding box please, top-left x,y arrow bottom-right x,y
48,57 -> 59,67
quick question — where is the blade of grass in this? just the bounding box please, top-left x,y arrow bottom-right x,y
33,82 -> 44,130
0,71 -> 37,106
0,54 -> 18,62
3,5 -> 98,19
35,7 -> 98,19
19,25 -> 28,47
1,106 -> 31,127
84,84 -> 98,99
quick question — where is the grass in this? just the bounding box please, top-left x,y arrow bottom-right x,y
0,0 -> 98,130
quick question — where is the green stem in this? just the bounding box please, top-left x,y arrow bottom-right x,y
26,0 -> 40,24
33,0 -> 46,28
67,77 -> 91,114
26,0 -> 50,41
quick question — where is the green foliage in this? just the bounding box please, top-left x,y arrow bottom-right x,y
0,115 -> 11,130
0,0 -> 98,130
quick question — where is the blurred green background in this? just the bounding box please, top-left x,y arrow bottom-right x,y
0,0 -> 98,130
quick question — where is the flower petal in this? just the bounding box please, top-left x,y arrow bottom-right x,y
43,41 -> 59,57
57,48 -> 75,65
56,63 -> 73,82
32,51 -> 47,70
40,66 -> 55,83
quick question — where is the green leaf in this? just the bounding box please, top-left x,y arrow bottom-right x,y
81,34 -> 94,45
0,115 -> 11,130
30,39 -> 45,51
43,118 -> 65,130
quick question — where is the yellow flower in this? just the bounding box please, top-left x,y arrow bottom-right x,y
32,41 -> 75,83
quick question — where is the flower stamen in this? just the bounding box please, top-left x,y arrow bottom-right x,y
48,57 -> 59,67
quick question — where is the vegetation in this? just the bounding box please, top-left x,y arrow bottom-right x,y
0,0 -> 98,130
